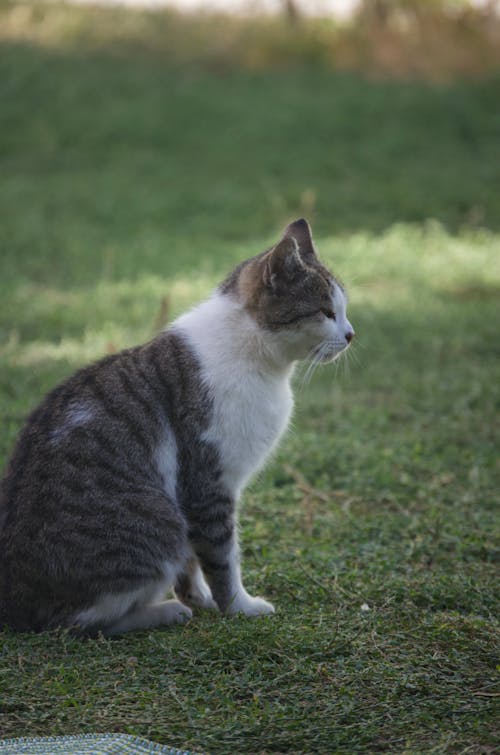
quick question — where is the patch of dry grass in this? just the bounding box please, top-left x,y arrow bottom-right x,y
1,0 -> 500,79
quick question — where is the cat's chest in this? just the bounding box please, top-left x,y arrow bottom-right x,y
205,371 -> 293,496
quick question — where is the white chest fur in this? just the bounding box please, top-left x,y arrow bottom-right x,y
207,366 -> 293,495
174,293 -> 294,497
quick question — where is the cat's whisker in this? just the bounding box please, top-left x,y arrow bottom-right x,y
333,352 -> 344,379
299,352 -> 321,390
299,343 -> 330,390
336,350 -> 346,377
341,344 -> 354,370
296,354 -> 313,390
346,345 -> 361,368
351,336 -> 367,352
342,352 -> 352,381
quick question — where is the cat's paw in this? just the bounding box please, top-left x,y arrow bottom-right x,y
157,600 -> 193,625
180,585 -> 218,611
226,593 -> 275,617
175,572 -> 218,611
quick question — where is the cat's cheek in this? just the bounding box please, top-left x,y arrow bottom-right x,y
280,322 -> 322,359
305,317 -> 333,343
319,318 -> 339,341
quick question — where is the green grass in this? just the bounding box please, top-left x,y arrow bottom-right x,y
1,3 -> 499,753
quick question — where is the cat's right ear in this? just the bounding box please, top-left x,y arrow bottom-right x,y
284,218 -> 317,263
263,237 -> 303,293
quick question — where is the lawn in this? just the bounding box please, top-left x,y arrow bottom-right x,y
0,3 -> 499,753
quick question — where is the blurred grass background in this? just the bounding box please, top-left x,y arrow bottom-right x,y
0,1 -> 499,752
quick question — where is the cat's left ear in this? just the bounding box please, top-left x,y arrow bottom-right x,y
284,218 -> 318,263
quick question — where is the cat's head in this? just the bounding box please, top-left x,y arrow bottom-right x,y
221,218 -> 354,365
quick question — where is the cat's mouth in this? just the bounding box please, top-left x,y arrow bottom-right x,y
310,341 -> 348,364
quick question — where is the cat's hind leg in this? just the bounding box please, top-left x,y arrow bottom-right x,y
67,489 -> 194,635
174,556 -> 217,610
74,576 -> 192,636
103,599 -> 192,636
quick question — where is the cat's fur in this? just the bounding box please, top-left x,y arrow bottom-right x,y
0,219 -> 354,635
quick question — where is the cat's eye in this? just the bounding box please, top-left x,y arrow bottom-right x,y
321,308 -> 336,321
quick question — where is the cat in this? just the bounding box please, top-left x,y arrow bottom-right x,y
0,218 -> 354,635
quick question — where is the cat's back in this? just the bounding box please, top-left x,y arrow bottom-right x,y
1,345 -> 150,513
0,330 -> 204,527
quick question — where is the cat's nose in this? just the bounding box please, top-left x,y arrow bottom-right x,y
345,330 -> 355,344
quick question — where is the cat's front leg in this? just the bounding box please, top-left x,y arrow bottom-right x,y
190,513 -> 274,617
204,542 -> 275,617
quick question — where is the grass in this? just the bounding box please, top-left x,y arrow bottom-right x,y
1,3 -> 499,753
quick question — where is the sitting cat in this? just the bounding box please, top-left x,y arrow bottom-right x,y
0,218 -> 354,635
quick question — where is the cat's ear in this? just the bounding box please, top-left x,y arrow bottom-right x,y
263,236 -> 303,292
284,218 -> 317,263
